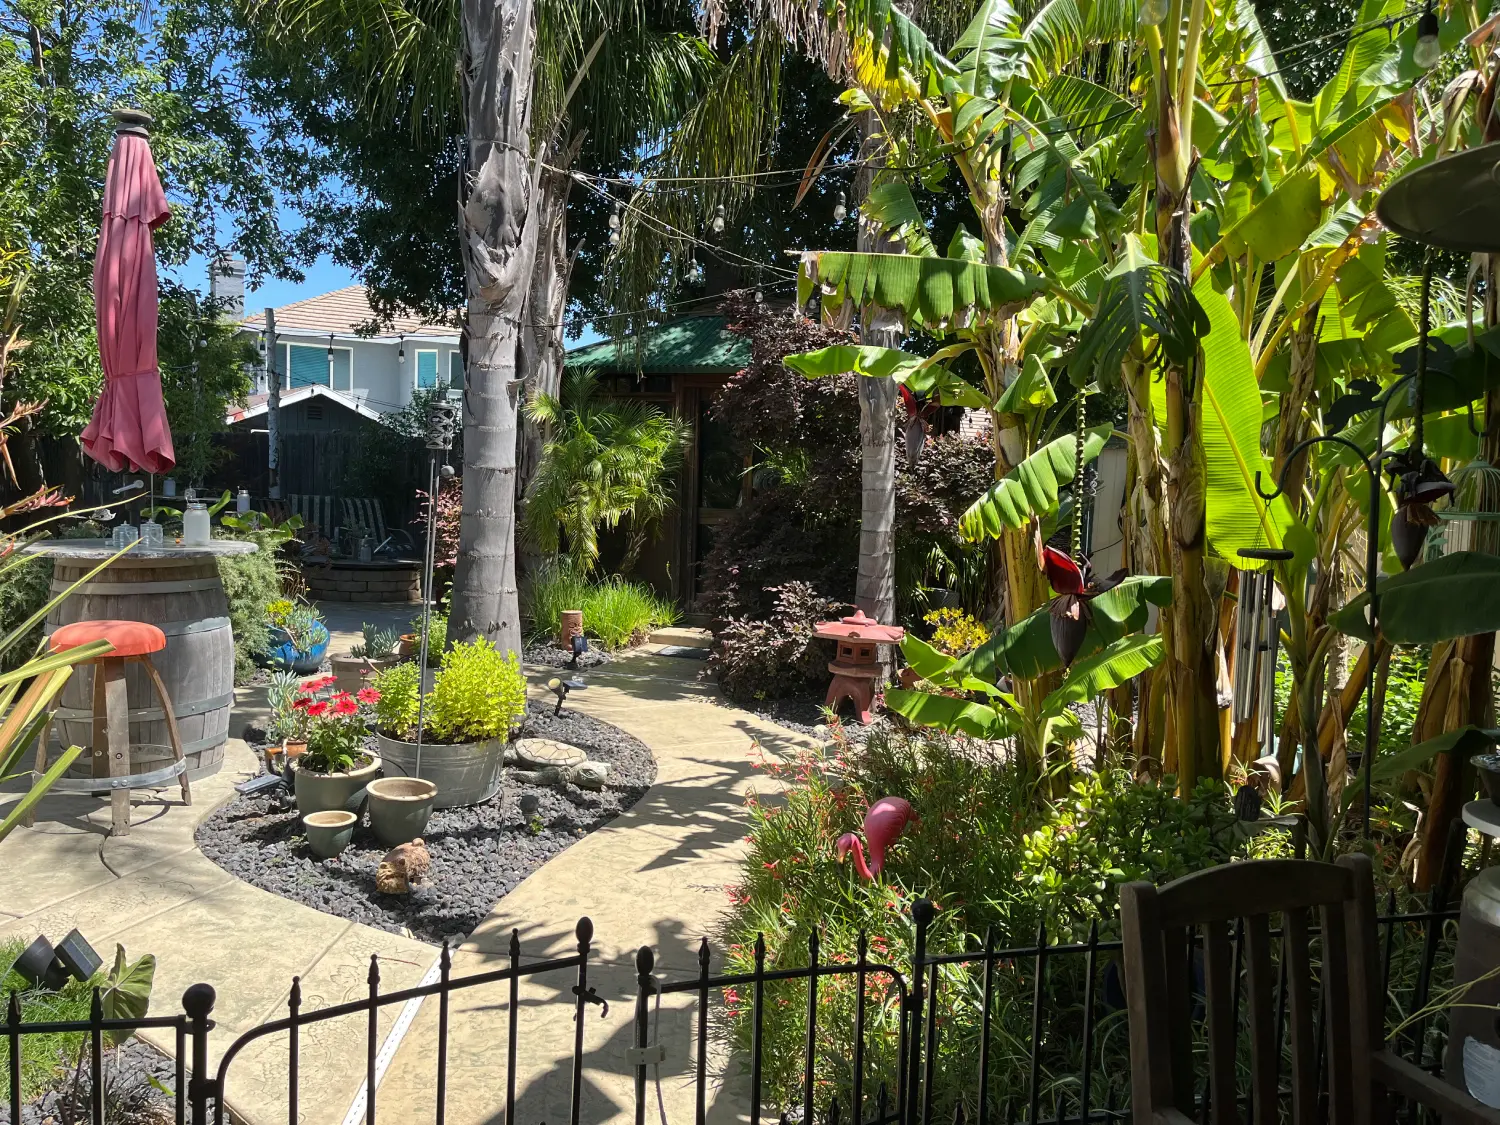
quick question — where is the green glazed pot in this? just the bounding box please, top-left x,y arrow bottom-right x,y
302,810 -> 357,859
366,776 -> 438,847
293,755 -> 381,816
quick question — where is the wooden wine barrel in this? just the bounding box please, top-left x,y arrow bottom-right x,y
30,540 -> 257,783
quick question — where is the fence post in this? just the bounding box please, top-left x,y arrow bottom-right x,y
183,983 -> 216,1125
571,917 -> 594,1125
907,899 -> 933,1125
8,991 -> 21,1124
634,944 -> 655,1125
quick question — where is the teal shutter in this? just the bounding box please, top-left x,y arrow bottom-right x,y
332,349 -> 352,391
449,350 -> 462,388
417,351 -> 439,389
289,344 -> 328,388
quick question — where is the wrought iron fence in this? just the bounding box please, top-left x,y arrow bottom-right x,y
1,893 -> 1466,1125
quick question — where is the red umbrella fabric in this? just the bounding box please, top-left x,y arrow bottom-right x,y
81,112 -> 175,474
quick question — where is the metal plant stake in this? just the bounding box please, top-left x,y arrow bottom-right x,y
413,399 -> 460,774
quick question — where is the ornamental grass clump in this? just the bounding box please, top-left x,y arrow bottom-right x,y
370,639 -> 525,744
289,675 -> 380,773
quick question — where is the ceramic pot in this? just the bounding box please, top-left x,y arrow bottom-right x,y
366,776 -> 438,846
331,652 -> 399,695
375,732 -> 503,808
292,754 -> 381,816
302,810 -> 357,858
283,739 -> 307,761
1474,754 -> 1500,803
265,624 -> 331,674
398,633 -> 420,658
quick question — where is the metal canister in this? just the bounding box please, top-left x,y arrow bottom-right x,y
1445,867 -> 1500,1107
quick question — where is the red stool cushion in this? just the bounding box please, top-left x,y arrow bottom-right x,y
50,620 -> 166,658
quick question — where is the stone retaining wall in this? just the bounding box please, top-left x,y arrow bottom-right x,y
302,562 -> 421,602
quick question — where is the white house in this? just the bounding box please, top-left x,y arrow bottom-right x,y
231,286 -> 461,424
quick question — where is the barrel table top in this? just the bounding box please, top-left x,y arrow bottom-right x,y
23,538 -> 257,561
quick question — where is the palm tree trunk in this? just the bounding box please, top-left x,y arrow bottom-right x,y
449,0 -> 541,657
516,134 -> 581,584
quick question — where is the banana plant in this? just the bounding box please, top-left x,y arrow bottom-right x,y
887,573 -> 1173,776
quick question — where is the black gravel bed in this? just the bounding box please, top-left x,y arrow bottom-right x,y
522,641 -> 615,669
0,1039 -> 174,1125
196,701 -> 655,945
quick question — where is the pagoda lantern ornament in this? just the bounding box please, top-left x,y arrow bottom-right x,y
813,610 -> 905,724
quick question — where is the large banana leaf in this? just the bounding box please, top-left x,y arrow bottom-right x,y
959,424 -> 1111,541
884,688 -> 1020,739
839,0 -> 958,97
796,252 -> 1046,329
783,345 -> 925,380
1331,551 -> 1500,643
954,574 -> 1173,682
1039,633 -> 1164,716
1219,167 -> 1329,263
1191,278 -> 1300,568
1370,725 -> 1496,783
863,181 -> 938,256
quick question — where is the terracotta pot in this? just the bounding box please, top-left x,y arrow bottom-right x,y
331,652 -> 399,695
292,754 -> 381,816
398,633 -> 420,658
283,739 -> 307,760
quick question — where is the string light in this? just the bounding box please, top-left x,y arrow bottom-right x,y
711,204 -> 726,235
833,191 -> 848,223
754,288 -> 764,304
398,333 -> 406,361
608,203 -> 621,231
686,253 -> 704,284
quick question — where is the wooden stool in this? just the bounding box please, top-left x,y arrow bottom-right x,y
35,619 -> 192,835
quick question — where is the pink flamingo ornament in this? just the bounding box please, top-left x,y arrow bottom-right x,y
836,796 -> 917,880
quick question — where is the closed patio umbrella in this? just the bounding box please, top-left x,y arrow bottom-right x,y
81,108 -> 175,474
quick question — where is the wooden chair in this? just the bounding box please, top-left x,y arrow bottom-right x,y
1121,855 -> 1500,1125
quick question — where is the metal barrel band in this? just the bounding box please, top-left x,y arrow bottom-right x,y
47,756 -> 187,791
54,690 -> 235,724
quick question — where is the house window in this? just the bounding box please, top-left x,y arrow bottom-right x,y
281,343 -> 352,390
415,349 -> 441,390
449,350 -> 463,388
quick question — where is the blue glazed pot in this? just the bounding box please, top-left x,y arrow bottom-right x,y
264,623 -> 330,674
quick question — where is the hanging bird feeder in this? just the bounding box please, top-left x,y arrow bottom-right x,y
813,610 -> 905,724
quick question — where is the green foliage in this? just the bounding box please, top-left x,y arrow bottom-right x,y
265,670 -> 302,743
1333,551 -> 1500,644
214,527 -> 290,684
1347,648 -> 1429,760
0,552 -> 50,673
370,662 -> 421,738
723,729 -> 1295,1114
408,611 -> 447,665
958,425 -> 1111,541
426,639 -> 526,744
351,623 -> 400,660
523,563 -> 678,650
0,941 -> 97,1100
923,608 -> 989,656
523,369 -> 692,574
295,677 -> 374,774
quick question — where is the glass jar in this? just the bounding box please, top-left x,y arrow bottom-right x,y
183,501 -> 211,546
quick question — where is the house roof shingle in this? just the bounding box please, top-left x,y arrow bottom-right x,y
242,286 -> 458,337
566,316 -> 749,374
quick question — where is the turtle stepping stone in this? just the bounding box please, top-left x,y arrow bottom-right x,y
511,738 -> 587,770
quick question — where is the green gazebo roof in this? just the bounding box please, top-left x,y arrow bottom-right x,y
566,315 -> 750,375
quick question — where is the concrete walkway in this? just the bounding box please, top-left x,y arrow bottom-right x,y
0,649 -> 813,1125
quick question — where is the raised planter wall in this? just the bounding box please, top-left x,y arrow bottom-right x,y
302,561 -> 421,603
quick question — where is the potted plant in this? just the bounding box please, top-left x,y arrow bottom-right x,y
397,611 -> 447,665
265,599 -> 331,674
289,675 -> 382,816
332,622 -> 401,694
265,669 -> 307,759
370,638 -> 525,808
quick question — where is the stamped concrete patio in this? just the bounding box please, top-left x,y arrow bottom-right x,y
0,645 -> 813,1125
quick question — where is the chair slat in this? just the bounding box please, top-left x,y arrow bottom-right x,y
1202,921 -> 1237,1125
1155,860 -> 1354,927
1244,914 -> 1277,1125
1284,908 -> 1317,1125
1121,882 -> 1177,1117
1322,901 -> 1355,1125
1163,925 -> 1195,1110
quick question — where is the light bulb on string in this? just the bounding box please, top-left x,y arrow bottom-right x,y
398,333 -> 406,361
833,192 -> 848,224
711,204 -> 726,235
607,203 -> 621,232
1414,2 -> 1441,68
754,288 -> 764,305
686,255 -> 704,284
1139,0 -> 1167,24
608,227 -> 620,246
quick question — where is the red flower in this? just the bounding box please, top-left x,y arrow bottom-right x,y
1039,544 -> 1087,595
332,696 -> 358,716
305,701 -> 329,718
291,698 -> 309,711
356,687 -> 381,704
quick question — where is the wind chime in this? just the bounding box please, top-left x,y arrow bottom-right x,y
1231,566 -> 1280,755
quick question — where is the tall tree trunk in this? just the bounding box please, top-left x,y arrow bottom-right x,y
516,133 -> 580,583
449,0 -> 541,658
854,114 -> 897,624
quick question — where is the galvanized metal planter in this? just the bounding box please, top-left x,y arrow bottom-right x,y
375,731 -> 503,809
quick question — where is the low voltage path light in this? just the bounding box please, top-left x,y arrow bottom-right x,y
547,676 -> 587,716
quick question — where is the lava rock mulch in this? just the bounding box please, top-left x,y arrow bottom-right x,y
0,1040 -> 175,1125
196,700 -> 655,945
